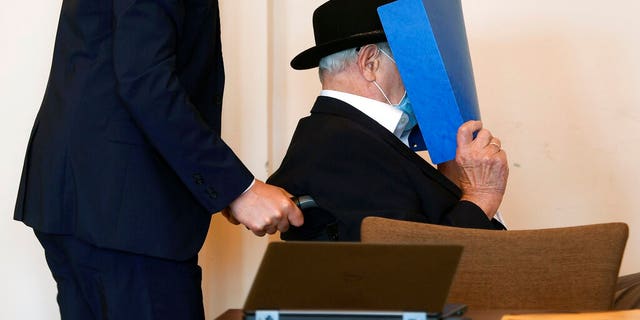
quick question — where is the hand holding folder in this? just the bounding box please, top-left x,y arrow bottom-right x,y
378,0 -> 481,164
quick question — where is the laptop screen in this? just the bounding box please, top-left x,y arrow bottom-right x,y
243,242 -> 463,314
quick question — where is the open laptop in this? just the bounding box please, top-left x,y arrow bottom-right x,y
243,242 -> 466,320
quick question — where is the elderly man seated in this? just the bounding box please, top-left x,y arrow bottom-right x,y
267,0 -> 508,241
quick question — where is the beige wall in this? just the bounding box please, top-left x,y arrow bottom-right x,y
1,0 -> 639,318
461,0 -> 640,274
1,0 -> 64,318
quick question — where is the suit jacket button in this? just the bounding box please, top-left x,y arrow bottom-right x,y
206,187 -> 217,199
193,174 -> 204,185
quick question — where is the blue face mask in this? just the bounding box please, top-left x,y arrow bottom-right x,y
396,94 -> 418,131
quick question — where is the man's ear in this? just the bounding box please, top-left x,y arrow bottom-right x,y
356,44 -> 380,82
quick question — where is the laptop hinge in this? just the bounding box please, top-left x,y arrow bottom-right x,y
255,310 -> 279,320
403,312 -> 427,320
254,310 -> 428,320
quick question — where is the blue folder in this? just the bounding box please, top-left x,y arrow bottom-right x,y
378,0 -> 480,164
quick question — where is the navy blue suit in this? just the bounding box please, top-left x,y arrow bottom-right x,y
14,0 -> 251,318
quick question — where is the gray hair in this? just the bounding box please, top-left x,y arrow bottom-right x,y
318,42 -> 392,83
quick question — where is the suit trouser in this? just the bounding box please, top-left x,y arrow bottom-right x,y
35,231 -> 205,320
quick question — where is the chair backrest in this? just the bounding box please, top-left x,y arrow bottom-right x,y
361,217 -> 628,311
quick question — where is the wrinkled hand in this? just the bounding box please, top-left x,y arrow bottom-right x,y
223,180 -> 304,236
451,120 -> 509,219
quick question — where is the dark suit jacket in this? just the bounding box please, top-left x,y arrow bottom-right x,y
14,0 -> 253,260
268,96 -> 504,241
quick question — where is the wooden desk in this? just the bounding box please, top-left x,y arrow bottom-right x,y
215,309 -> 534,320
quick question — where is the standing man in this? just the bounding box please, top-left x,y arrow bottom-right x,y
14,0 -> 303,319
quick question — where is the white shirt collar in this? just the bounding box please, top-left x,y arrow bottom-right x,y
320,90 -> 410,145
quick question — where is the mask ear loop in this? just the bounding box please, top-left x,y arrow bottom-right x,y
359,45 -> 404,106
362,45 -> 390,105
379,48 -> 397,63
372,80 -> 394,105
377,47 -> 408,106
373,80 -> 407,107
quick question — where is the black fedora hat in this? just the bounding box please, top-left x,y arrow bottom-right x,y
291,0 -> 395,70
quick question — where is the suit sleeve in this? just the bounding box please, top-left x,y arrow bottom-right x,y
444,201 -> 506,230
112,0 -> 253,213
